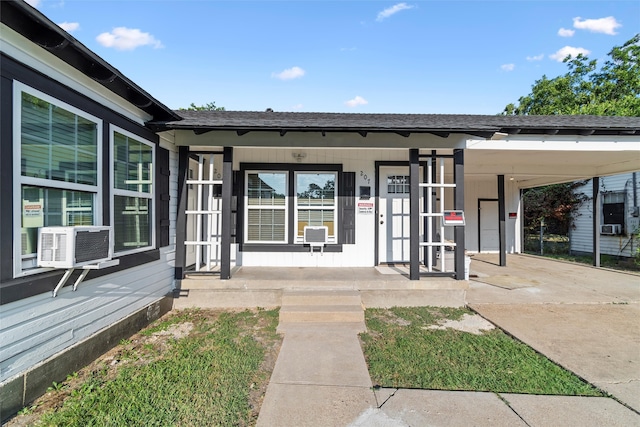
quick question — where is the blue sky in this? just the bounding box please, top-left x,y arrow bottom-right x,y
26,0 -> 640,114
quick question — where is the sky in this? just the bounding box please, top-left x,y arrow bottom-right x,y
24,0 -> 640,115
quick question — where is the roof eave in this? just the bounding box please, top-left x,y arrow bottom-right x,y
1,0 -> 181,122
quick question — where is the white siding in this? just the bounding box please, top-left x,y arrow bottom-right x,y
570,173 -> 640,258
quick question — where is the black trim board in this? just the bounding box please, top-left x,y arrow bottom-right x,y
0,74 -> 14,283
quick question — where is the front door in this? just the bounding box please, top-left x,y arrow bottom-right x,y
479,200 -> 499,252
378,167 -> 422,263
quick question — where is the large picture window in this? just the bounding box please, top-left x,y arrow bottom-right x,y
111,128 -> 154,253
14,83 -> 101,275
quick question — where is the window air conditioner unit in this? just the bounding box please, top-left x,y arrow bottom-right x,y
38,226 -> 113,268
600,224 -> 622,235
303,226 -> 328,253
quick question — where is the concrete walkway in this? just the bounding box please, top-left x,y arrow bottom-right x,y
255,256 -> 640,426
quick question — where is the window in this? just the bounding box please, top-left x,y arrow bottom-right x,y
245,172 -> 287,243
295,172 -> 337,243
388,175 -> 410,194
243,168 -> 339,245
111,128 -> 154,253
602,191 -> 625,231
14,83 -> 101,276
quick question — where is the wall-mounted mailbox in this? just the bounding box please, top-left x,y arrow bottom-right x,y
360,186 -> 371,199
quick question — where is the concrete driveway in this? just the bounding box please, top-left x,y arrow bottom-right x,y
466,254 -> 640,413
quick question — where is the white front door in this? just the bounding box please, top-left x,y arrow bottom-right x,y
479,200 -> 499,252
378,167 -> 422,263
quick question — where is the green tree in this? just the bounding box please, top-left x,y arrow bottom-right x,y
503,34 -> 640,116
504,36 -> 639,251
179,102 -> 225,111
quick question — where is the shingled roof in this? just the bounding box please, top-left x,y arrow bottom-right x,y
149,110 -> 640,137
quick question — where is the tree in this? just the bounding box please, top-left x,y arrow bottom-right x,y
504,36 -> 639,251
179,102 -> 225,111
503,34 -> 640,116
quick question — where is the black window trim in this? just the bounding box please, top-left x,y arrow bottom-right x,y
238,162 -> 343,253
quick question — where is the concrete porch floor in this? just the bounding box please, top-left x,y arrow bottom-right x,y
173,265 -> 469,309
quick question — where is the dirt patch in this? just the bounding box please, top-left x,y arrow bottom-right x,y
424,313 -> 496,335
5,309 -> 282,426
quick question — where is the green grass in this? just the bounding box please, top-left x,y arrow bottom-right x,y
361,307 -> 603,396
35,308 -> 280,427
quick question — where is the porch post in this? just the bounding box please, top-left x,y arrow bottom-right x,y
174,146 -> 189,280
593,177 -> 601,267
453,149 -> 465,280
221,147 -> 233,280
498,175 -> 507,266
410,149 -> 420,280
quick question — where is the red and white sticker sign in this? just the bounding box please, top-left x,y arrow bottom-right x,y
443,210 -> 465,225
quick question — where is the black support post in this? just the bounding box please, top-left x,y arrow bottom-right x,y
593,177 -> 600,267
410,149 -> 420,280
453,149 -> 465,280
174,146 -> 189,280
220,147 -> 233,279
498,175 -> 507,266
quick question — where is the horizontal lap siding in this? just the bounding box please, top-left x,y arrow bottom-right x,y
1,142 -> 178,383
570,174 -> 639,258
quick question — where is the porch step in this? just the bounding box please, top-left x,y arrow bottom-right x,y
281,290 -> 362,306
279,290 -> 365,325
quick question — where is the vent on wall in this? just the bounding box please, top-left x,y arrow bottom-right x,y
600,224 -> 622,235
37,226 -> 113,268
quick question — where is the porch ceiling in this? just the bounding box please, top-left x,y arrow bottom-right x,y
466,148 -> 640,188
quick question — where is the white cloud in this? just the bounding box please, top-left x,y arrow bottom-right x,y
57,22 -> 80,33
24,0 -> 41,7
500,63 -> 515,72
96,27 -> 163,51
549,46 -> 591,62
558,28 -> 575,37
345,96 -> 368,107
376,3 -> 414,22
526,54 -> 544,61
292,104 -> 304,110
271,66 -> 305,80
573,16 -> 621,35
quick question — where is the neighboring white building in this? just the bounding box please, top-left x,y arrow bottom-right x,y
570,172 -> 640,258
2,0 -> 640,421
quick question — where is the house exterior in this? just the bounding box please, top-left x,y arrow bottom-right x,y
0,1 -> 179,417
2,0 -> 640,420
570,172 -> 640,259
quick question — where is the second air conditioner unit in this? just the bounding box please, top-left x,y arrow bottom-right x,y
600,224 -> 622,235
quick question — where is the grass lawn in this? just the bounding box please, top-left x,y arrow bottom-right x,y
360,306 -> 603,396
11,308 -> 281,427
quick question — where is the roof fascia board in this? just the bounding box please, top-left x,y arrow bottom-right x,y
1,24 -> 151,125
466,136 -> 640,152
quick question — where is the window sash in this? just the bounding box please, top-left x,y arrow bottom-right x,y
295,172 -> 337,242
245,171 -> 288,243
110,126 -> 155,255
14,83 -> 102,277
